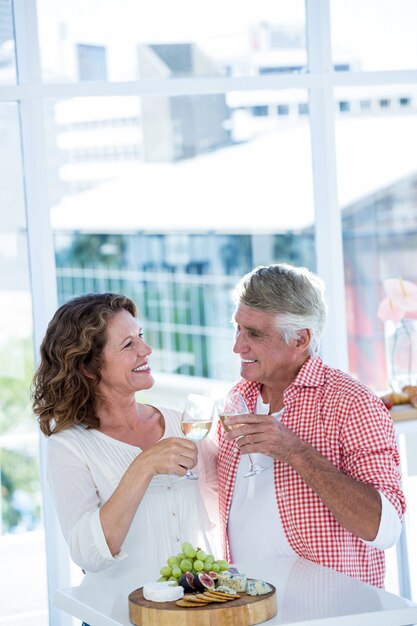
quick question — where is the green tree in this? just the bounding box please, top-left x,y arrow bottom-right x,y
0,336 -> 35,435
56,233 -> 127,268
1,448 -> 41,532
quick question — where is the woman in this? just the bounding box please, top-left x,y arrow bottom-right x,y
32,292 -> 218,590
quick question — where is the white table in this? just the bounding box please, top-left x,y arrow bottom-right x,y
54,557 -> 417,626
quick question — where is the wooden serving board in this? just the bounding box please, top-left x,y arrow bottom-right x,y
128,580 -> 277,626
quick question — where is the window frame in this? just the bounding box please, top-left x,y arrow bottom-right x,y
4,0 -> 417,620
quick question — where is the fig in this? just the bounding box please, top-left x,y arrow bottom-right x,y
193,572 -> 216,592
206,571 -> 218,581
179,571 -> 195,593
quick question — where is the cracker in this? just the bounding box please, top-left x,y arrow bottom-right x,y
183,594 -> 211,604
208,590 -> 240,599
201,592 -> 230,603
176,599 -> 209,607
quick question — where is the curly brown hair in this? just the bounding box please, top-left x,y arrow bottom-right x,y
32,292 -> 137,436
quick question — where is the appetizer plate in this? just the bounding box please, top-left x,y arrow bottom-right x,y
128,579 -> 277,626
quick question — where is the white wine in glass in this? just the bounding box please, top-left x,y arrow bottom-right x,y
181,394 -> 214,480
216,391 -> 268,478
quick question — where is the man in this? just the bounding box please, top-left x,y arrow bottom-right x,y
218,263 -> 406,588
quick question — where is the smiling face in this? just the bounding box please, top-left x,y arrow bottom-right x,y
232,303 -> 309,391
97,309 -> 154,397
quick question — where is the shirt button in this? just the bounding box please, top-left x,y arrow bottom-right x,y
176,537 -> 180,542
167,486 -> 172,490
172,512 -> 176,517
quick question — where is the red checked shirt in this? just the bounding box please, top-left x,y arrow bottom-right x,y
218,356 -> 406,588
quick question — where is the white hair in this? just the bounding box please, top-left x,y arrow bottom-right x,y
233,263 -> 328,357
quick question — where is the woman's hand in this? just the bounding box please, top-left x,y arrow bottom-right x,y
100,437 -> 197,557
138,436 -> 198,477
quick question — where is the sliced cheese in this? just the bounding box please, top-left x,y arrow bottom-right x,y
215,585 -> 238,595
217,572 -> 247,592
143,581 -> 184,602
245,579 -> 273,595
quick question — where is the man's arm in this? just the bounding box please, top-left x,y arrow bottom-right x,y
225,414 -> 382,540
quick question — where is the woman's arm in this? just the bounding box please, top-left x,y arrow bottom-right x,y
47,437 -> 113,572
99,437 -> 197,557
47,435 -> 197,571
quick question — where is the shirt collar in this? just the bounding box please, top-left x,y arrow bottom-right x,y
234,356 -> 325,410
284,356 -> 325,404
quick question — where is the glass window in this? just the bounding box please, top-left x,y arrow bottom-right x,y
360,99 -> 372,111
77,43 -> 108,81
11,0 -> 416,608
331,0 -> 417,71
338,100 -> 350,113
399,97 -> 411,107
335,85 -> 417,393
0,0 -> 17,84
0,104 -> 48,622
46,91 -> 314,381
36,0 -> 306,81
277,104 -> 290,116
298,102 -> 309,115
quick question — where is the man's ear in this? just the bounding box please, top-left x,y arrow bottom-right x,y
295,328 -> 311,350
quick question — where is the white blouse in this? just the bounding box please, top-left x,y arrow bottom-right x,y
46,407 -> 220,587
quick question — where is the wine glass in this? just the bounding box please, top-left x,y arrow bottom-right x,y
181,394 -> 214,480
216,391 -> 268,478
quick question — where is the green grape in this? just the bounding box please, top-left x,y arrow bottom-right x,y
205,554 -> 214,562
168,576 -> 177,581
183,545 -> 197,559
180,558 -> 193,572
167,556 -> 179,567
193,559 -> 204,571
157,576 -> 168,582
216,560 -> 230,571
181,541 -> 195,553
160,565 -> 172,577
203,558 -> 214,571
196,549 -> 207,561
176,553 -> 185,561
172,566 -> 182,578
211,562 -> 220,573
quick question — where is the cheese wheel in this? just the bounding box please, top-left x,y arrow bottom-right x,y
143,581 -> 184,602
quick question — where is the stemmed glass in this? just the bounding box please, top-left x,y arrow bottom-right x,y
181,394 -> 214,480
216,391 -> 268,478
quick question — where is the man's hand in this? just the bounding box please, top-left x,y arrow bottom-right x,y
224,413 -> 300,464
224,413 -> 382,542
